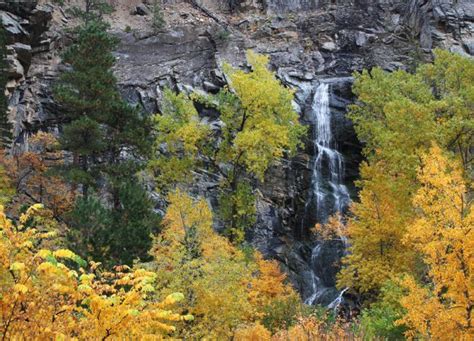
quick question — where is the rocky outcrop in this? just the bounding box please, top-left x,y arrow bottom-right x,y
2,0 -> 473,304
114,25 -> 223,112
406,0 -> 474,54
0,1 -> 64,148
5,0 -> 471,142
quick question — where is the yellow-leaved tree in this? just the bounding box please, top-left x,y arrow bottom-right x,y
340,50 -> 474,295
0,204 -> 191,340
398,144 -> 473,339
151,190 -> 297,339
151,51 -> 306,243
337,160 -> 418,293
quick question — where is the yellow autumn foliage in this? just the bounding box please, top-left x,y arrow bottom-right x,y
152,51 -> 306,243
234,316 -> 360,341
234,323 -> 272,341
342,50 -> 474,294
0,204 -> 190,340
311,213 -> 348,241
223,50 -> 306,180
151,190 -> 297,339
338,161 -> 417,293
398,144 -> 473,339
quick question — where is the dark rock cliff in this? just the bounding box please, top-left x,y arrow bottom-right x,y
2,0 -> 473,304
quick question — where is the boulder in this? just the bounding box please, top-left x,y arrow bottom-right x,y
6,54 -> 24,79
321,41 -> 337,51
1,11 -> 30,44
134,4 -> 151,16
463,39 -> 474,55
10,43 -> 32,71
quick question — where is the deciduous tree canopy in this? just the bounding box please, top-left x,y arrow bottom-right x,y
339,50 -> 474,295
151,51 -> 305,243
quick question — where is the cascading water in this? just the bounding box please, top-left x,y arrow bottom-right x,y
303,81 -> 351,308
307,82 -> 350,223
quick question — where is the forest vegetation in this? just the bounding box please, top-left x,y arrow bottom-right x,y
0,1 -> 473,339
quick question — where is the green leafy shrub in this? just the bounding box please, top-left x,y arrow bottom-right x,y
358,281 -> 407,340
152,0 -> 165,31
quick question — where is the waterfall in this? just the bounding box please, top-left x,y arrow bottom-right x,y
309,83 -> 350,223
328,287 -> 349,313
303,81 -> 351,307
305,245 -> 323,305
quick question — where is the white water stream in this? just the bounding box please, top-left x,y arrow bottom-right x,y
304,82 -> 350,309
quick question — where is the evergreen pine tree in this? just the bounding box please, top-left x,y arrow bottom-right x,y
55,19 -> 151,197
54,20 -> 117,197
56,18 -> 156,266
109,180 -> 160,265
66,195 -> 113,263
67,179 -> 159,266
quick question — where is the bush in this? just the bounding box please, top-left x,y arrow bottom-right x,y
152,0 -> 165,31
358,281 -> 407,340
216,29 -> 231,41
